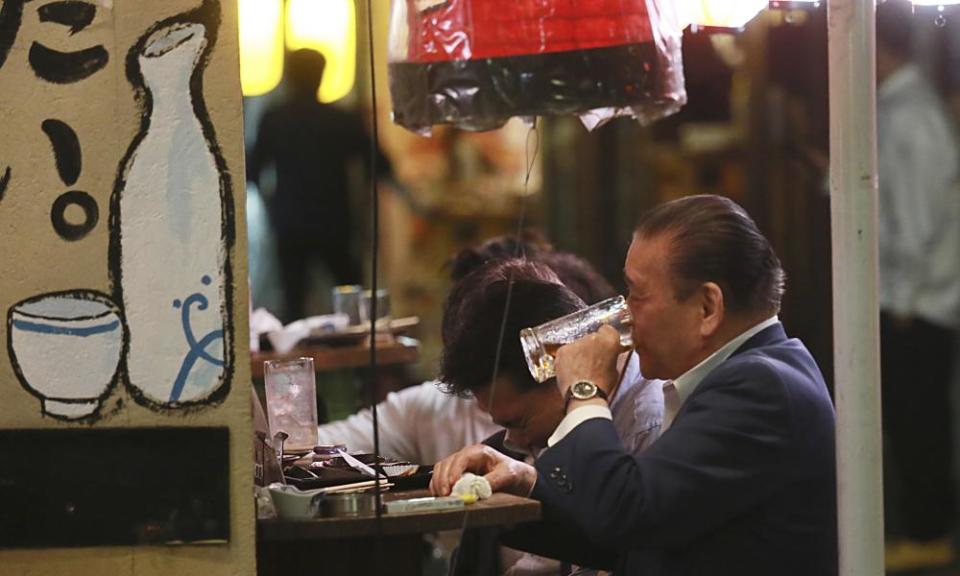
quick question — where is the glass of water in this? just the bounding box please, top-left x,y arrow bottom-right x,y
263,357 -> 318,451
332,285 -> 364,326
360,289 -> 391,327
520,295 -> 633,383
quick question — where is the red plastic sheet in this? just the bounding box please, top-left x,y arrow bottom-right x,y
389,0 -> 686,133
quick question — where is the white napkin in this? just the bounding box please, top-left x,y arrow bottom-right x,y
250,308 -> 284,353
451,473 -> 492,500
266,313 -> 350,354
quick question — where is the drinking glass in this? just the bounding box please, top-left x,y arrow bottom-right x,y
360,289 -> 391,326
520,295 -> 633,383
263,358 -> 318,451
332,285 -> 363,326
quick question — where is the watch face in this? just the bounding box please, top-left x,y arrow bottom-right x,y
572,381 -> 597,400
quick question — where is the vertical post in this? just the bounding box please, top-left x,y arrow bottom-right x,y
827,0 -> 884,575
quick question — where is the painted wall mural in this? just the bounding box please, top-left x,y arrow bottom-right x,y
0,0 -> 25,207
1,0 -> 235,421
0,166 -> 9,201
8,290 -> 123,419
110,6 -> 235,410
0,0 -> 252,570
0,0 -> 25,70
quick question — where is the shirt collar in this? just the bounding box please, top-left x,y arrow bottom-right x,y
668,316 -> 780,405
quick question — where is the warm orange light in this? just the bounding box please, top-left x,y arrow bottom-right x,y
285,0 -> 357,103
238,0 -> 284,96
681,0 -> 768,30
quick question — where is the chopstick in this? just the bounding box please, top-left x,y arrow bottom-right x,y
321,479 -> 394,494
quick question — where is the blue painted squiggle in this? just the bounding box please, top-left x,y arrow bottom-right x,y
169,329 -> 223,403
169,278 -> 224,403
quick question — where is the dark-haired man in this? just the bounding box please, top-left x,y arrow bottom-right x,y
437,257 -> 663,574
438,257 -> 662,462
432,195 -> 838,576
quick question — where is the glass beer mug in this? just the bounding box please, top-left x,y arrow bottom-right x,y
520,295 -> 633,383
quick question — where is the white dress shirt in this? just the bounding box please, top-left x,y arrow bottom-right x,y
316,381 -> 500,464
549,317 -> 778,444
878,64 -> 960,329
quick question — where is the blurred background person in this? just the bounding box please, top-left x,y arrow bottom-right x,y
876,1 -> 960,571
247,48 -> 392,323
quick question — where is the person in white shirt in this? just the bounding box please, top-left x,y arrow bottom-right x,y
315,380 -> 499,464
315,234 -> 627,465
876,2 -> 960,571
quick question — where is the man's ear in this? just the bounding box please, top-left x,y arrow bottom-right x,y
700,282 -> 724,338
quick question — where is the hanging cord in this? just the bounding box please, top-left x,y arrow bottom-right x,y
486,119 -> 540,415
363,0 -> 385,566
450,120 -> 540,576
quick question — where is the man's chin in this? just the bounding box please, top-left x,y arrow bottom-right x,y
636,353 -> 664,380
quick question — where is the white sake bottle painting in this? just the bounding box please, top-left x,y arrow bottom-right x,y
111,17 -> 234,408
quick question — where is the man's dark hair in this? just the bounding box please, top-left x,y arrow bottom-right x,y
287,48 -> 326,98
447,232 -> 615,304
441,259 -> 585,396
877,0 -> 914,60
447,231 -> 552,283
635,194 -> 785,316
538,251 -> 617,304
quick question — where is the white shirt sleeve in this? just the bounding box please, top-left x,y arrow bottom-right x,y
316,383 -> 427,462
546,404 -> 613,448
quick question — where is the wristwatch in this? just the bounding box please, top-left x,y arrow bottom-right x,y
564,380 -> 608,413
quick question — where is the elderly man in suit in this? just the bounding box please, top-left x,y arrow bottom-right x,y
432,195 -> 838,576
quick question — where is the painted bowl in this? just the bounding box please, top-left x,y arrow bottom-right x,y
8,290 -> 123,419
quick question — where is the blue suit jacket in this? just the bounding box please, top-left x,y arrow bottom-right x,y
506,323 -> 837,575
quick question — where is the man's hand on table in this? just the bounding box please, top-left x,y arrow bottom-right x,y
430,444 -> 537,498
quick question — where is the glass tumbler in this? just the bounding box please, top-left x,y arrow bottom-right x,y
332,285 -> 363,325
263,357 -> 319,451
360,289 -> 391,327
520,295 -> 633,383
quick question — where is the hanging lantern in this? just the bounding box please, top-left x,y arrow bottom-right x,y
238,0 -> 284,96
681,0 -> 768,31
286,0 -> 357,103
387,0 -> 687,134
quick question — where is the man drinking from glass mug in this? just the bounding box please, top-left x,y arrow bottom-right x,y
431,195 -> 838,576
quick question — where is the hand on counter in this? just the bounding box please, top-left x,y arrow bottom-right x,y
430,444 -> 537,498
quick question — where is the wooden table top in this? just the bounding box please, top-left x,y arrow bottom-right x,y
250,339 -> 420,379
258,490 -> 541,541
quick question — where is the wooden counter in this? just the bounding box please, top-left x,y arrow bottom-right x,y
258,490 -> 541,541
250,339 -> 420,379
257,490 -> 540,576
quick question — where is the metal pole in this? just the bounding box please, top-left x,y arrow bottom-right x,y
827,0 -> 884,574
